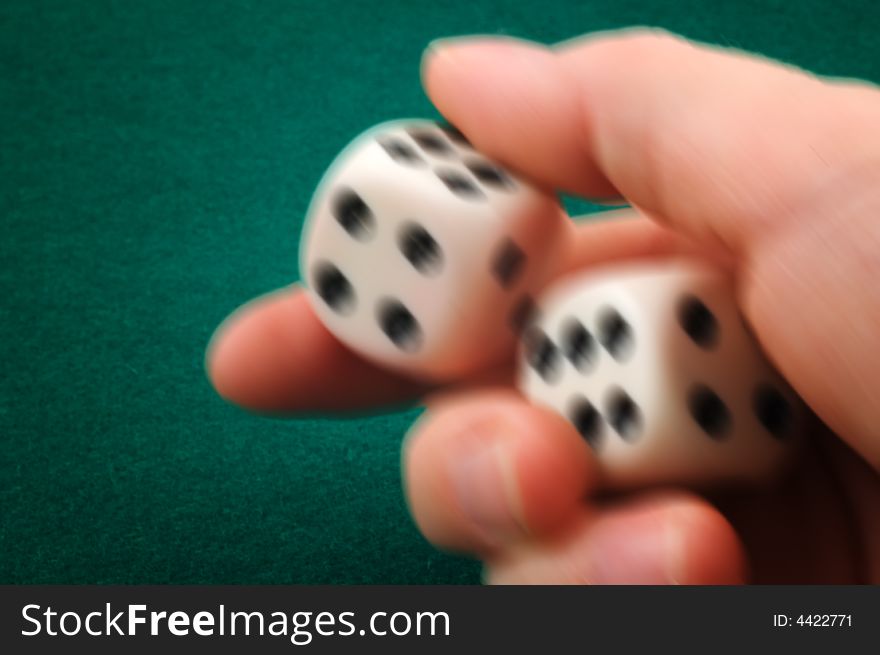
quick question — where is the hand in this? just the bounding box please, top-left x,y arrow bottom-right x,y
206,29 -> 880,583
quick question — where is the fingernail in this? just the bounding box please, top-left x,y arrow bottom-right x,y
424,35 -> 478,60
422,35 -> 518,71
421,37 -> 475,78
448,429 -> 523,545
585,510 -> 678,584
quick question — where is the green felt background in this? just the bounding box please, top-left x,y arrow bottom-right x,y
2,0 -> 878,584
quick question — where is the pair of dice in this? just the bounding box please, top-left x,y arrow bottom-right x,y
300,119 -> 802,490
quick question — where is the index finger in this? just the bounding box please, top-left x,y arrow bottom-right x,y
422,30 -> 880,253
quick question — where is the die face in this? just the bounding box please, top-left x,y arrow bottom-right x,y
301,119 -> 565,380
520,261 -> 801,489
519,268 -> 663,470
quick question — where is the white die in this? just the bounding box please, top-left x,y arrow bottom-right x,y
519,260 -> 802,489
300,119 -> 567,380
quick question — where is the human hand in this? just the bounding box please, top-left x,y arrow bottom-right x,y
207,29 -> 880,583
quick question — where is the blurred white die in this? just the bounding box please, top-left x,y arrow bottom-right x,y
300,119 -> 567,380
519,260 -> 803,489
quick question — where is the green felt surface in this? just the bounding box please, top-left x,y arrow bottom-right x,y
2,0 -> 878,584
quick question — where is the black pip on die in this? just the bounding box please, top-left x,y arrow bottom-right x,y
519,261 -> 803,489
301,119 -> 567,380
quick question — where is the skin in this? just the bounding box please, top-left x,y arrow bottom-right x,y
206,30 -> 880,583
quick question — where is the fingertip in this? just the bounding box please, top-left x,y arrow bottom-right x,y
509,404 -> 596,534
421,35 -> 541,95
420,35 -> 617,197
204,288 -> 305,412
582,494 -> 747,584
586,494 -> 748,585
663,496 -> 748,585
420,35 -> 555,143
486,494 -> 748,585
403,391 -> 596,554
204,294 -> 256,403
